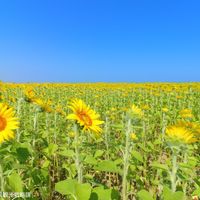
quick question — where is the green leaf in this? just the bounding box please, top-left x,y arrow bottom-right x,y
15,142 -> 33,154
44,143 -> 58,156
15,142 -> 33,163
94,150 -> 104,158
8,172 -> 23,192
94,160 -> 120,173
154,139 -> 162,145
75,183 -> 91,200
57,149 -> 75,157
172,192 -> 185,200
137,144 -> 151,152
137,189 -> 154,200
132,150 -> 143,163
163,186 -> 185,200
179,163 -> 190,169
111,124 -> 123,129
147,141 -> 154,149
90,186 -> 120,200
55,179 -> 92,200
41,159 -> 50,168
114,159 -> 123,165
163,186 -> 173,200
151,162 -> 169,171
84,155 -> 97,165
16,147 -> 31,163
55,179 -> 76,195
192,187 -> 200,196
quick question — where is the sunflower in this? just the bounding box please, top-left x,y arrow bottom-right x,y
141,104 -> 150,111
166,125 -> 197,144
162,107 -> 169,113
131,104 -> 143,118
130,133 -> 138,141
67,99 -> 104,134
33,98 -> 53,113
0,103 -> 19,144
176,120 -> 200,138
25,88 -> 36,102
55,104 -> 65,116
179,109 -> 193,118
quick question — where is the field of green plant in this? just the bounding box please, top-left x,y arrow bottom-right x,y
0,82 -> 200,200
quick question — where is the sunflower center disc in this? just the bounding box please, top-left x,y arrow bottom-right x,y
78,112 -> 92,126
0,116 -> 7,131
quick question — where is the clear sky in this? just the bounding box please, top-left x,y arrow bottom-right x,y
0,0 -> 200,82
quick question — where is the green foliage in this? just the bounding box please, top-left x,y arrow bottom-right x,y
7,171 -> 23,192
0,83 -> 200,199
163,186 -> 186,200
55,179 -> 92,200
137,189 -> 154,200
131,150 -> 144,163
90,186 -> 120,200
94,160 -> 121,173
150,161 -> 169,171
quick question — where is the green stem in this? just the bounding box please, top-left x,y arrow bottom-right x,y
45,112 -> 50,144
162,112 -> 168,144
54,112 -> 57,144
0,163 -> 4,192
32,111 -> 38,148
182,150 -> 188,194
170,149 -> 178,192
142,119 -> 146,145
104,117 -> 109,159
122,118 -> 131,200
104,117 -> 112,187
16,98 -> 22,142
74,124 -> 82,183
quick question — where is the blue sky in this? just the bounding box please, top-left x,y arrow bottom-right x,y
0,0 -> 200,82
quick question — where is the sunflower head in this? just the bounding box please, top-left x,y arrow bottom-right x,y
0,103 -> 19,144
141,104 -> 150,111
69,131 -> 75,138
33,98 -> 53,113
162,107 -> 169,113
25,88 -> 36,103
176,120 -> 200,138
166,125 -> 197,145
67,99 -> 104,134
55,105 -> 65,116
131,104 -> 143,118
130,133 -> 138,141
179,109 -> 193,118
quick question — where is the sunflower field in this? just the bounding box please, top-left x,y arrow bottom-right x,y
0,82 -> 200,200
